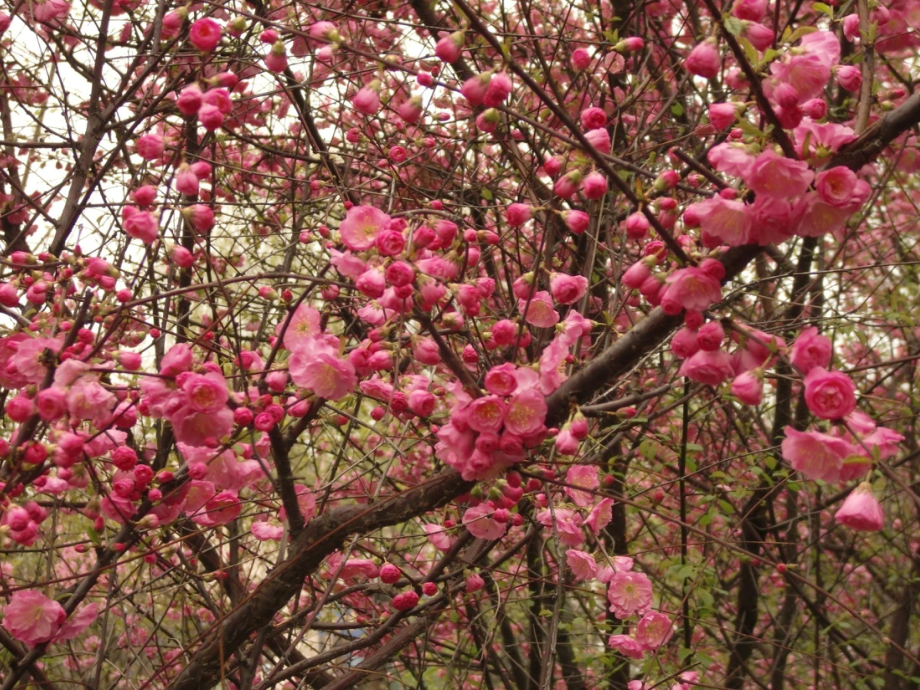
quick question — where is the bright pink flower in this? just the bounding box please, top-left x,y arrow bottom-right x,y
397,97 -> 423,123
804,367 -> 857,420
771,54 -> 830,102
171,407 -> 233,447
709,102 -> 738,129
289,337 -> 357,401
553,170 -> 582,199
586,497 -> 614,533
35,387 -> 67,421
483,72 -> 512,106
189,18 -> 222,52
608,634 -> 646,659
815,167 -> 859,207
435,31 -> 463,63
695,195 -> 751,246
686,42 -> 720,79
607,571 -> 653,618
264,43 -> 288,73
745,22 -> 775,51
731,370 -> 763,405
484,363 -> 518,395
564,465 -> 599,507
460,73 -> 491,106
197,103 -> 224,131
3,590 -> 66,647
836,65 -> 862,92
571,48 -> 591,70
466,396 -> 507,433
182,204 -> 215,233
584,127 -> 611,154
678,349 -> 734,387
503,388 -> 547,436
581,107 -> 607,130
352,82 -> 381,115
392,591 -> 419,611
790,327 -> 832,373
566,549 -> 597,582
636,611 -> 674,650
506,203 -> 533,227
835,482 -> 884,531
161,343 -> 193,376
465,572 -> 485,592
177,84 -> 203,116
518,291 -> 559,328
339,205 -> 390,251
462,503 -> 507,540
550,273 -> 588,305
424,523 -> 455,552
743,150 -> 814,198
781,426 -> 854,482
733,0 -> 767,20
408,389 -> 436,417
136,134 -> 164,161
661,268 -> 722,314
862,427 -> 904,459
175,165 -> 199,196
562,210 -> 590,234
536,507 -> 585,546
581,171 -> 608,199
181,372 -> 228,413
555,429 -> 579,455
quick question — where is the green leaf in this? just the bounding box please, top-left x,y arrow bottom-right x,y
724,16 -> 744,35
812,2 -> 833,17
87,526 -> 102,547
764,455 -> 777,470
718,499 -> 734,514
480,188 -> 493,200
785,25 -> 818,44
671,102 -> 685,117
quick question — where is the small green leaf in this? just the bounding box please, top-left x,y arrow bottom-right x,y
87,526 -> 102,547
724,16 -> 745,36
785,25 -> 819,44
480,188 -> 493,200
812,2 -> 833,17
671,102 -> 685,117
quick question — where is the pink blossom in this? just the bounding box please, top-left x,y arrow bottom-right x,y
177,84 -> 203,116
815,167 -> 859,207
352,82 -> 381,115
175,165 -> 199,196
781,426 -> 854,482
435,31 -> 463,63
862,427 -> 904,459
182,204 -> 215,233
2,590 -> 66,647
461,73 -> 491,106
581,171 -> 608,199
695,195 -> 752,246
771,54 -> 831,103
462,503 -> 508,540
289,337 -> 357,401
339,205 -> 390,251
424,523 -> 456,552
171,407 -> 234,447
503,388 -> 547,436
550,273 -> 588,305
562,210 -> 590,234
661,268 -> 722,314
686,42 -> 720,78
518,291 -> 559,328
790,327 -> 832,373
564,465 -> 599,507
189,18 -> 222,52
608,634 -> 646,659
135,133 -> 164,160
566,549 -> 597,582
536,507 -> 585,546
804,367 -> 857,420
197,103 -> 224,131
586,498 -> 614,533
744,150 -> 814,198
678,349 -> 734,387
506,203 -> 533,226
483,72 -> 512,106
835,482 -> 884,531
733,0 -> 767,20
709,102 -> 738,129
836,65 -> 862,92
731,370 -> 763,405
181,372 -> 228,413
607,570 -> 653,618
636,611 -> 674,650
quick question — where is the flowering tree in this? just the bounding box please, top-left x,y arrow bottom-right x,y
1,0 -> 920,687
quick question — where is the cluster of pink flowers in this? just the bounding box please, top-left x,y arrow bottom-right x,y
3,590 -> 96,648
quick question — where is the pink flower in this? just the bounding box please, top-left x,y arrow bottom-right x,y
790,327 -> 832,373
483,72 -> 512,106
555,428 -> 579,455
686,42 -> 720,79
392,591 -> 419,611
745,22 -> 775,51
466,396 -> 507,433
585,498 -> 614,533
339,205 -> 390,251
504,388 -> 547,436
636,611 -> 674,650
733,0 -> 767,20
175,165 -> 199,196
3,590 -> 66,647
835,482 -> 884,531
743,150 -> 814,198
836,65 -> 862,92
780,426 -> 854,482
135,134 -> 164,161
189,18 -> 222,52
562,210 -> 590,234
352,81 -> 381,115
661,268 -> 722,314
608,634 -> 646,659
424,523 -> 456,552
771,54 -> 831,103
461,73 -> 491,106
397,97 -> 423,123
177,84 -> 203,116
462,503 -> 508,540
695,195 -> 752,246
709,102 -> 738,129
171,407 -> 233,446
506,203 -> 533,227
518,291 -> 559,328
122,209 -> 159,244
465,573 -> 485,593
607,571 -> 653,618
566,549 -> 597,582
181,372 -> 228,413
731,370 -> 763,405
815,167 -> 859,207
182,204 -> 215,233
581,171 -> 608,199
804,367 -> 857,420
35,387 -> 67,421
536,507 -> 585,546
550,273 -> 588,305
571,48 -> 591,70
197,103 -> 224,131
289,337 -> 357,401
862,427 -> 903,459
435,31 -> 463,63
678,349 -> 734,387
564,465 -> 599,507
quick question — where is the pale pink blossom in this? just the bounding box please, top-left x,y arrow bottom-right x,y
607,570 -> 653,618
835,482 -> 884,531
564,465 -> 599,507
566,549 -> 598,582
